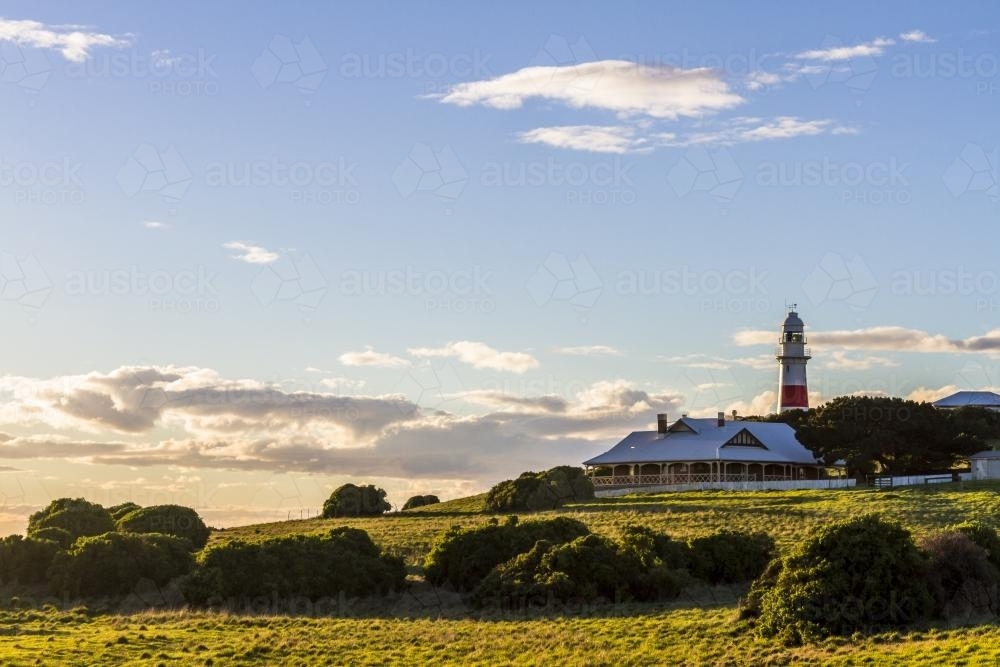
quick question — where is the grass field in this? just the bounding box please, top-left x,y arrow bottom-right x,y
2,482 -> 999,665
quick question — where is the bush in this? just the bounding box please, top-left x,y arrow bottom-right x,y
26,527 -> 73,549
181,527 -> 405,606
755,514 -> 934,642
116,505 -> 210,550
618,524 -> 690,571
108,502 -> 142,522
27,498 -> 115,542
48,532 -> 194,597
473,532 -> 685,607
688,530 -> 775,584
322,484 -> 391,518
401,495 -> 441,511
952,520 -> 1000,571
423,516 -> 590,591
485,467 -> 594,513
0,535 -> 62,585
920,531 -> 998,619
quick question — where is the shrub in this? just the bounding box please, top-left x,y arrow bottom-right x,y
688,530 -> 775,584
485,467 -> 594,513
48,532 -> 194,597
116,505 -> 210,550
755,514 -> 934,642
108,502 -> 142,522
27,498 -> 115,542
952,520 -> 1000,571
919,531 -> 998,618
181,527 -> 404,606
0,535 -> 62,585
322,484 -> 391,518
618,524 -> 690,571
473,532 -> 684,607
402,495 -> 441,511
423,516 -> 590,591
26,527 -> 73,549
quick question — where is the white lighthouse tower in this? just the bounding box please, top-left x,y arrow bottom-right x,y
776,306 -> 811,411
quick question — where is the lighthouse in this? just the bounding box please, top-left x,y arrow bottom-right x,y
776,306 -> 811,411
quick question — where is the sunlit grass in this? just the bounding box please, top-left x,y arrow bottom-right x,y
4,482 -> 997,664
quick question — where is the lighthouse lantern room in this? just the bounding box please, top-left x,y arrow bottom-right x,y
777,306 -> 811,411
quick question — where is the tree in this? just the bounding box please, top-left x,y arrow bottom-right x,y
401,495 -> 440,511
753,514 -> 934,641
485,467 -> 595,513
794,396 -> 978,477
322,484 -> 391,518
109,502 -> 142,522
27,498 -> 115,542
116,505 -> 211,550
48,532 -> 194,597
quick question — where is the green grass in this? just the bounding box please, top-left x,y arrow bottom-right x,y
3,482 -> 999,665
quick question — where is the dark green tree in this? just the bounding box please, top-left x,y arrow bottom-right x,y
116,505 -> 210,550
27,498 -> 115,542
322,484 -> 391,518
401,494 -> 440,510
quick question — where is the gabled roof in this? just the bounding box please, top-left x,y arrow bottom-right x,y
583,417 -> 826,466
932,391 -> 1000,408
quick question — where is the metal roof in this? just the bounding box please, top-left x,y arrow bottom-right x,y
971,450 -> 1000,460
932,391 -> 1000,408
783,311 -> 804,327
583,417 -> 825,466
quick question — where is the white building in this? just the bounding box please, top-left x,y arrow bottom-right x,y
583,413 -> 847,494
970,450 -> 1000,480
932,391 -> 1000,411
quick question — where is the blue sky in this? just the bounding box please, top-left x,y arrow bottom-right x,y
0,2 -> 998,531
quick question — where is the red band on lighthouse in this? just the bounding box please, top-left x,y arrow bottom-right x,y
780,384 -> 808,408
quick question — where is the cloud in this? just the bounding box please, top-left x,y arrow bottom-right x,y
223,242 -> 280,265
899,30 -> 937,44
436,60 -> 744,120
907,385 -> 960,403
517,125 -> 647,154
551,345 -> 622,357
338,347 -> 410,369
142,221 -> 169,230
0,17 -> 130,62
408,341 -> 539,373
150,49 -> 182,68
819,350 -> 900,371
795,37 -> 896,61
658,353 -> 774,371
668,116 -> 857,147
0,366 -> 685,480
735,326 -> 1000,355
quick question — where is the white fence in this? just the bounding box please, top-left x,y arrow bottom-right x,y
594,478 -> 856,497
875,472 -> 972,488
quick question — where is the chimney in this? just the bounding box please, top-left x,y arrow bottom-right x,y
717,411 -> 725,427
657,413 -> 668,435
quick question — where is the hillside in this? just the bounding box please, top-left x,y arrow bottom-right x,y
210,482 -> 1000,566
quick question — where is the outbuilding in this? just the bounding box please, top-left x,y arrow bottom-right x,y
970,450 -> 1000,480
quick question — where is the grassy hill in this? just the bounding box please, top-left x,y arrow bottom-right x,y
2,482 -> 999,665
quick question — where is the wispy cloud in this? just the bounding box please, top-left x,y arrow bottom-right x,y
664,116 -> 857,147
899,30 -> 937,44
143,221 -> 169,230
0,17 -> 130,62
517,125 -> 647,154
223,241 -> 280,265
551,345 -> 622,357
409,341 -> 539,373
795,37 -> 896,62
435,60 -> 744,120
338,347 -> 410,369
735,326 -> 1000,356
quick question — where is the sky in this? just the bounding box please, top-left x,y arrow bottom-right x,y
0,2 -> 998,533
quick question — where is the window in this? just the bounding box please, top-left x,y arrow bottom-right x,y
723,429 -> 767,448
